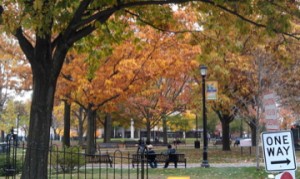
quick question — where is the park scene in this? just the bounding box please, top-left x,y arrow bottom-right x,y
1,1 -> 300,179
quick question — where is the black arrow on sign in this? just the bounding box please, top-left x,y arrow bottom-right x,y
271,158 -> 291,165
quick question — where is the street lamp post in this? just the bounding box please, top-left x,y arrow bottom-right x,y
200,65 -> 209,168
194,114 -> 200,148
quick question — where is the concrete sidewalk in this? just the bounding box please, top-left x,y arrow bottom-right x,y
100,162 -> 260,169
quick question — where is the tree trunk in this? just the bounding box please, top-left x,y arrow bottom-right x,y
104,113 -> 112,143
146,120 -> 151,143
1,130 -> 4,142
221,119 -> 231,151
162,116 -> 168,144
86,107 -> 96,154
77,107 -> 84,146
215,111 -> 234,151
21,54 -> 56,178
239,119 -> 243,138
63,101 -> 71,147
249,118 -> 256,146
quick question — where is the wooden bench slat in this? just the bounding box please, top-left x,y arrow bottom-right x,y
85,154 -> 113,167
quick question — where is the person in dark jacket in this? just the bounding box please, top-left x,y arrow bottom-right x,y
163,144 -> 177,168
146,145 -> 157,168
137,139 -> 145,153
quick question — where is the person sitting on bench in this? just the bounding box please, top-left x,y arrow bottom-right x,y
146,145 -> 157,168
163,144 -> 177,168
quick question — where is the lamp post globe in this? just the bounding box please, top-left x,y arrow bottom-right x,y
200,65 -> 207,77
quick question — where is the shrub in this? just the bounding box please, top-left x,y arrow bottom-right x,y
49,146 -> 85,173
0,154 -> 23,176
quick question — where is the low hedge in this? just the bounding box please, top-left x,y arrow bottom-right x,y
49,146 -> 85,173
0,154 -> 22,176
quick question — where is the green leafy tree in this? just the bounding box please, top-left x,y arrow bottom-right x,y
0,99 -> 16,133
0,99 -> 30,137
168,114 -> 193,135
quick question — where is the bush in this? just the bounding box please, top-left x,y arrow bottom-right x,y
49,146 -> 85,173
0,154 -> 23,176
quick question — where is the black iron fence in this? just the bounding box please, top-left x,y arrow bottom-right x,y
0,140 -> 150,179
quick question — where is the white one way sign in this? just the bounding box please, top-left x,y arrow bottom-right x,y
261,131 -> 297,172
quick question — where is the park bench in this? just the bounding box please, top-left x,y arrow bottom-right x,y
131,153 -> 186,168
85,153 -> 113,167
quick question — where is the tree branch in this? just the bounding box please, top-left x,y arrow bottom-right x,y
65,0 -> 93,36
123,0 -> 300,40
212,1 -> 300,40
14,28 -> 34,63
65,9 -> 115,47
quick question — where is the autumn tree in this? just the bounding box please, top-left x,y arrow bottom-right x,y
126,73 -> 195,143
192,1 -> 298,150
56,31 -> 173,153
275,36 -> 300,116
0,55 -> 10,141
196,25 -> 256,150
279,108 -> 297,130
123,29 -> 199,143
0,36 -> 31,141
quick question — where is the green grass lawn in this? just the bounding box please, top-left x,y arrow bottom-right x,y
6,167 -> 298,179
43,167 -> 298,179
107,142 -> 260,164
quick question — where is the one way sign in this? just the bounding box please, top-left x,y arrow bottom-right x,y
261,131 -> 297,172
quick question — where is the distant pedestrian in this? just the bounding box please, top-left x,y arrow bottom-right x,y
207,133 -> 211,142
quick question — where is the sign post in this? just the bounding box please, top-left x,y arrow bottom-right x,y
261,131 -> 297,172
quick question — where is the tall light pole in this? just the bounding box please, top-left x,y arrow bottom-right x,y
194,114 -> 200,148
200,65 -> 209,168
